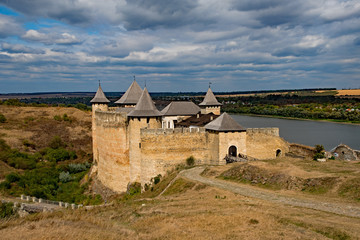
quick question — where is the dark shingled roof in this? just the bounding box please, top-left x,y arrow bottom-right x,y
115,80 -> 143,105
199,88 -> 222,106
205,113 -> 246,132
161,101 -> 201,116
175,113 -> 218,128
90,84 -> 110,104
128,88 -> 162,117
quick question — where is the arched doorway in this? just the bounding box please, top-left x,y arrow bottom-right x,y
276,149 -> 282,157
228,146 -> 237,157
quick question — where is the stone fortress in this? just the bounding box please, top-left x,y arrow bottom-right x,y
91,80 -> 289,192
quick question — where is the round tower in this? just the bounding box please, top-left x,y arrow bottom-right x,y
90,83 -> 110,164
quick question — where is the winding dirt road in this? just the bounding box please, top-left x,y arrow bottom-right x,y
180,166 -> 360,218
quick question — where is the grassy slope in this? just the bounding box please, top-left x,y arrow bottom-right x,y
0,105 -> 92,172
1,176 -> 359,239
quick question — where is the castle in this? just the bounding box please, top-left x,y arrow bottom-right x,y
91,80 -> 289,192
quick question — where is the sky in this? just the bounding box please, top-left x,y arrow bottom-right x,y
0,0 -> 359,93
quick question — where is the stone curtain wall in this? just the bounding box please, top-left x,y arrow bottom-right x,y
139,128 -> 219,185
246,128 -> 279,137
95,111 -> 130,192
246,128 -> 289,159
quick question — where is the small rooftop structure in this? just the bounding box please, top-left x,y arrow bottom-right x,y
199,88 -> 222,106
90,83 -> 110,104
115,80 -> 143,105
128,88 -> 162,117
175,113 -> 218,128
205,112 -> 246,132
161,101 -> 201,116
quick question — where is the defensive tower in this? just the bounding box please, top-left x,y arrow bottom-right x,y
199,87 -> 222,115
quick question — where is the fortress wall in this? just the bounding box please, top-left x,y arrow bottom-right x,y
289,143 -> 316,158
219,131 -> 246,163
246,128 -> 289,159
139,129 -> 218,185
129,117 -> 162,183
95,111 -> 130,193
246,128 -> 279,137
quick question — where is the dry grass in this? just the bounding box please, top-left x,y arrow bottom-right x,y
1,181 -> 359,239
0,105 -> 92,159
336,89 -> 360,96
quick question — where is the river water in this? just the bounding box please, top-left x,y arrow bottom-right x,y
231,114 -> 360,150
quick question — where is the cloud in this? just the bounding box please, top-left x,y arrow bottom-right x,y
0,14 -> 23,38
1,42 -> 45,54
22,30 -> 82,45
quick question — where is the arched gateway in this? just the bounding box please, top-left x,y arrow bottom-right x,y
228,145 -> 237,157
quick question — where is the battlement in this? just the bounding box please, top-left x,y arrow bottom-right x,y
141,127 -> 206,137
95,110 -> 127,128
246,128 -> 279,137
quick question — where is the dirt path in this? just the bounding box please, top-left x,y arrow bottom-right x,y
180,166 -> 360,218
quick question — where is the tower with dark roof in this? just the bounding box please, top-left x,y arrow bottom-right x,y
128,88 -> 162,183
91,82 -> 110,164
115,80 -> 143,107
199,87 -> 222,115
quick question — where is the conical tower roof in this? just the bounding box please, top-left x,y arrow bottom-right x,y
199,88 -> 222,106
90,84 -> 110,104
115,80 -> 143,105
205,112 -> 245,132
128,88 -> 162,117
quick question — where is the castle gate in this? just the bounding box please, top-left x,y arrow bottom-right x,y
228,145 -> 237,157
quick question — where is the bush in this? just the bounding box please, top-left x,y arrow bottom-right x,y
59,171 -> 73,183
45,148 -> 76,162
54,115 -> 62,121
0,202 -> 15,219
0,113 -> 6,123
186,156 -> 195,166
313,144 -> 325,160
68,163 -> 89,174
5,172 -> 20,183
153,174 -> 161,185
49,136 -> 67,149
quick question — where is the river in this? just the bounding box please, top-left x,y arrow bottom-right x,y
231,114 -> 360,150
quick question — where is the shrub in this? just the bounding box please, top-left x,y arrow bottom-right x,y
49,136 -> 66,149
68,163 -> 89,174
23,139 -> 36,149
5,172 -> 20,183
313,144 -> 325,160
62,114 -> 71,122
0,113 -> 6,123
186,156 -> 195,166
54,115 -> 62,121
127,182 -> 141,196
59,171 -> 73,183
153,174 -> 161,185
45,148 -> 75,162
0,202 -> 15,219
